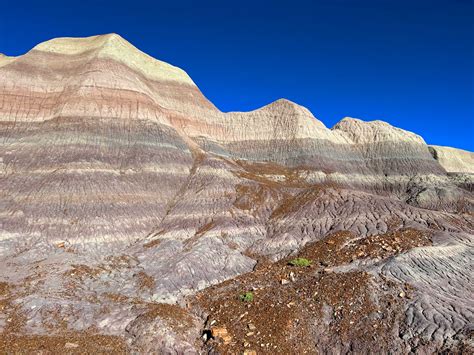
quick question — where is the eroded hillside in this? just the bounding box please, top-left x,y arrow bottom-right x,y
0,34 -> 473,354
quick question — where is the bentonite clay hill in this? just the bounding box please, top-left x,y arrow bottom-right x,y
0,34 -> 473,354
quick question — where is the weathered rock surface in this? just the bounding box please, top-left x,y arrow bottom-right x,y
429,145 -> 474,173
0,34 -> 472,353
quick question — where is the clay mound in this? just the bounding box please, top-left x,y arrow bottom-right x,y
0,34 -> 473,354
429,145 -> 474,173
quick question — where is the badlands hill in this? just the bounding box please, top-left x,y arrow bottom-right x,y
0,34 -> 473,353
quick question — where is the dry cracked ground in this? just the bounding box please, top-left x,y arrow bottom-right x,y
0,34 -> 473,354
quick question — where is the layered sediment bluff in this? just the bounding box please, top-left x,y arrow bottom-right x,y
0,34 -> 473,353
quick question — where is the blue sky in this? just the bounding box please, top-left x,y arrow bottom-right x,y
1,0 -> 472,150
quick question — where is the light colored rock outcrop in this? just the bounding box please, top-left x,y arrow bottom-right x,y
33,34 -> 195,85
429,145 -> 474,173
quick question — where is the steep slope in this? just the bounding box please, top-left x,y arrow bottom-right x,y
429,145 -> 474,173
0,34 -> 473,354
0,34 -> 206,257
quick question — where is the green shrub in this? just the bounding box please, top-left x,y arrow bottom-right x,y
289,258 -> 312,267
239,291 -> 254,302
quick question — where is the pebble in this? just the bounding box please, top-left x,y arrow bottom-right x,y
281,279 -> 290,285
238,311 -> 248,320
399,291 -> 406,298
289,272 -> 296,282
247,323 -> 257,331
64,343 -> 79,349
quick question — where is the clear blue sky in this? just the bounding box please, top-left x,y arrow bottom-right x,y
1,0 -> 472,150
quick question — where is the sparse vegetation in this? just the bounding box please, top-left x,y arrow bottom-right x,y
239,292 -> 254,302
289,257 -> 312,267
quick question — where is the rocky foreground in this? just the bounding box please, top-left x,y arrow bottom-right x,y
0,34 -> 473,354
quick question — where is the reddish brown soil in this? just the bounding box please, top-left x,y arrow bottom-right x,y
270,188 -> 323,219
0,281 -> 193,354
135,271 -> 156,291
143,239 -> 161,249
0,281 -> 127,354
234,160 -> 308,189
191,229 -> 431,354
298,229 -> 432,266
234,184 -> 278,211
137,303 -> 196,333
64,264 -> 102,279
0,333 -> 128,354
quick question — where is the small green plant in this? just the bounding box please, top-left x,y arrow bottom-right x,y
289,258 -> 312,267
239,291 -> 254,302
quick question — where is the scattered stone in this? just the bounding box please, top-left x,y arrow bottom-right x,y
289,272 -> 296,282
243,350 -> 257,355
211,326 -> 232,344
238,311 -> 248,320
399,291 -> 406,298
64,342 -> 79,349
247,323 -> 257,331
281,279 -> 290,285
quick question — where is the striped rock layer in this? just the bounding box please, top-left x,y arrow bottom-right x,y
0,34 -> 473,353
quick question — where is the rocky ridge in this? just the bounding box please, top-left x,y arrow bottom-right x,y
0,34 -> 473,353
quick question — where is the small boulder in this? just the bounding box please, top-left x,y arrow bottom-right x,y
211,326 -> 232,344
